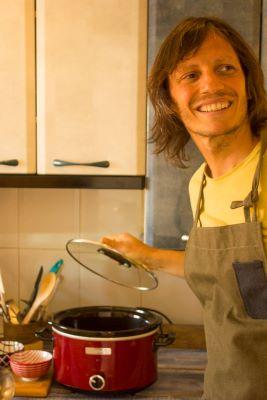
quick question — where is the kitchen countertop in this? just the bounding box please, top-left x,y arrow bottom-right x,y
14,348 -> 206,400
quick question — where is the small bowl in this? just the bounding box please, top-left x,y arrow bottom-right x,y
10,350 -> 52,381
0,341 -> 24,367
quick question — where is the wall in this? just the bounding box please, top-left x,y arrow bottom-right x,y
0,187 -> 202,324
0,188 -> 144,316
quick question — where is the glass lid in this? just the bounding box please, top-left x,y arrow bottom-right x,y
66,239 -> 158,291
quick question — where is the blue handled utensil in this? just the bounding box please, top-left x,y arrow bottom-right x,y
49,259 -> 63,274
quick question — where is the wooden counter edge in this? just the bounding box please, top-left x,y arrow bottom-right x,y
163,324 -> 206,349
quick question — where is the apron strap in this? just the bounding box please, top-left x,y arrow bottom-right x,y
230,127 -> 267,222
193,172 -> 206,227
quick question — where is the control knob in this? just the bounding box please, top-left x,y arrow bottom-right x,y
89,374 -> 105,391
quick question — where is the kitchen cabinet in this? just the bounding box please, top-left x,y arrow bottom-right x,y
36,0 -> 147,176
0,0 -> 147,183
0,0 -> 35,174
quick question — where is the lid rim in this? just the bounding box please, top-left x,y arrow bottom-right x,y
51,324 -> 160,338
52,326 -> 159,341
51,306 -> 162,338
65,238 -> 158,291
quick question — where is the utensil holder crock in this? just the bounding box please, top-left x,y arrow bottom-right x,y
3,321 -> 46,344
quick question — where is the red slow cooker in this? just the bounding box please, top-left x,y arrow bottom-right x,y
39,306 -> 174,393
37,239 -> 175,392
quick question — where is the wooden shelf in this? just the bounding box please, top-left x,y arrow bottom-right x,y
0,175 -> 146,189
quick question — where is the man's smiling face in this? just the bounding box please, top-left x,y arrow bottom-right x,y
168,31 -> 250,141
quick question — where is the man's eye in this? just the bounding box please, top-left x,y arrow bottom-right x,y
183,72 -> 198,80
219,65 -> 236,73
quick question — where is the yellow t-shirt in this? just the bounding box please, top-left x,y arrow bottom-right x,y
189,142 -> 267,253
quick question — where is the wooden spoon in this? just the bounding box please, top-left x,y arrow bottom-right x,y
22,273 -> 57,324
36,275 -> 62,321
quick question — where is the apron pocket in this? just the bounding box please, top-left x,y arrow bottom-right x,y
233,260 -> 267,319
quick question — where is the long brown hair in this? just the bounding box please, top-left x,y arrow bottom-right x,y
147,17 -> 267,167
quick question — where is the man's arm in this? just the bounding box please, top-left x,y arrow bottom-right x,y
101,233 -> 185,278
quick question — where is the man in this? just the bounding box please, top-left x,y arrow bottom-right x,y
102,17 -> 267,399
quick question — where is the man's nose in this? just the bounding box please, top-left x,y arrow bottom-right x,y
200,71 -> 225,93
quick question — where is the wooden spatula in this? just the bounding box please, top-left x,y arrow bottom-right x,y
7,300 -> 20,324
22,272 -> 57,324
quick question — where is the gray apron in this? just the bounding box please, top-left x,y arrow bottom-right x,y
185,131 -> 267,400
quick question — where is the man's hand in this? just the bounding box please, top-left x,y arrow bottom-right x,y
101,233 -> 155,267
101,233 -> 185,277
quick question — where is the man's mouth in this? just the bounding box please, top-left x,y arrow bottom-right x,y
197,101 -> 232,112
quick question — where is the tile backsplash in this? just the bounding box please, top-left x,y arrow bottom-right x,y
0,188 -> 143,312
0,187 -> 203,324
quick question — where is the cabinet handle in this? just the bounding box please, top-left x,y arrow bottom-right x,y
53,159 -> 110,168
0,159 -> 19,166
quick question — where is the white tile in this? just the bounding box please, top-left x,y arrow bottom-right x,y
79,189 -> 143,307
80,189 -> 144,241
52,252 -> 80,313
18,189 -> 80,249
141,272 -> 203,325
0,249 -> 19,303
79,267 -> 141,307
19,249 -> 80,318
0,189 -> 18,248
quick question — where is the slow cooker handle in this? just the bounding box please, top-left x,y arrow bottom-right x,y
35,326 -> 54,342
153,331 -> 176,348
139,307 -> 176,348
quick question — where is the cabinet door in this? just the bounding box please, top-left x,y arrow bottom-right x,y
36,0 -> 147,175
0,0 -> 36,174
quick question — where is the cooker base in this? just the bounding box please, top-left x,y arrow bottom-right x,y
56,378 -> 157,396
